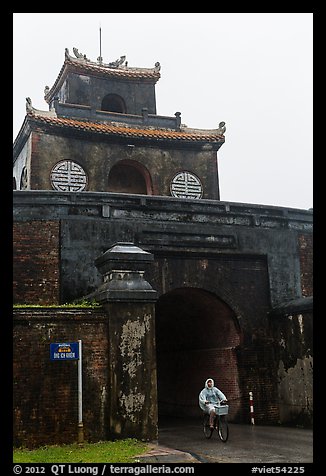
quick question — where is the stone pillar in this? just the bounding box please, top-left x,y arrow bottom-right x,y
93,242 -> 158,441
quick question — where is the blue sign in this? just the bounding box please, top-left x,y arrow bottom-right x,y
50,342 -> 79,361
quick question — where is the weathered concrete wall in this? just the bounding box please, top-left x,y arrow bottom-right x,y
278,356 -> 313,426
13,191 -> 313,309
270,304 -> 313,427
104,302 -> 158,441
65,73 -> 157,115
27,131 -> 219,199
92,243 -> 159,441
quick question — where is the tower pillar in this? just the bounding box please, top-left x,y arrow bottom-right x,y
93,242 -> 158,440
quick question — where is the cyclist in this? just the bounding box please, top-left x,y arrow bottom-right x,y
199,378 -> 228,429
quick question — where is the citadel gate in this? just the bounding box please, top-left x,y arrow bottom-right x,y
13,47 -> 313,446
155,288 -> 241,420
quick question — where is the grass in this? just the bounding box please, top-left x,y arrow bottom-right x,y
13,438 -> 150,463
13,299 -> 102,309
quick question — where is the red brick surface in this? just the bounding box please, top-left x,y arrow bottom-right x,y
13,221 -> 60,304
298,233 -> 313,297
13,309 -> 109,448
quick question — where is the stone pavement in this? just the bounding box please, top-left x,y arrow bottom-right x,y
137,443 -> 201,463
137,417 -> 313,464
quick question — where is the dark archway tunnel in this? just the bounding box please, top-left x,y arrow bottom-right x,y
155,287 -> 242,421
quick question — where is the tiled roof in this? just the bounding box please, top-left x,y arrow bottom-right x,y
45,54 -> 161,103
67,58 -> 161,80
27,112 -> 225,144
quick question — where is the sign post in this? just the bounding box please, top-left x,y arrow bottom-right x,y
77,339 -> 84,443
50,341 -> 84,443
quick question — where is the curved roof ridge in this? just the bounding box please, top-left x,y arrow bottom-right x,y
24,111 -> 225,143
44,48 -> 161,103
181,121 -> 226,136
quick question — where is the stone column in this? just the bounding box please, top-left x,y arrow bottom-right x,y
93,242 -> 158,441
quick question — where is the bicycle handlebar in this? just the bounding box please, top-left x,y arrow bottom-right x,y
205,400 -> 228,406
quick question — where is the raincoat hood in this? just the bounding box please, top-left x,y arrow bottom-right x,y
199,378 -> 227,411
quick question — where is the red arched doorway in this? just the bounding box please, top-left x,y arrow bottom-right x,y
108,160 -> 153,195
155,287 -> 241,421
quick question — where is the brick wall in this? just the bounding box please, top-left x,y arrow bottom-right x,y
13,221 -> 60,304
237,340 -> 280,424
160,347 -> 242,419
298,233 -> 313,297
13,308 -> 109,448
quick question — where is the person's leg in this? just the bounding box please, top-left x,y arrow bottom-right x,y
209,410 -> 216,427
207,404 -> 216,427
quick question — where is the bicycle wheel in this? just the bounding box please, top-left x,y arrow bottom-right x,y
203,414 -> 213,439
217,415 -> 229,442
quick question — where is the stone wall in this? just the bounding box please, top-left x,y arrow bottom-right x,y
270,302 -> 313,427
13,191 -> 313,309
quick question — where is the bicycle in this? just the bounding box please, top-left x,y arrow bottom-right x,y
203,403 -> 229,442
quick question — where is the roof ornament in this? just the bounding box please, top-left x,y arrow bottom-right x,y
108,55 -> 126,68
25,96 -> 56,118
26,97 -> 33,113
217,121 -> 226,136
63,48 -> 159,77
72,47 -> 90,61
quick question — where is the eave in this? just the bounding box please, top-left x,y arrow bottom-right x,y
17,112 -> 225,151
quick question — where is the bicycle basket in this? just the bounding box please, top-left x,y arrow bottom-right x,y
215,404 -> 229,415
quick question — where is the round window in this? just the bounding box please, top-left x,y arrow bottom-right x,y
170,171 -> 203,199
50,160 -> 87,192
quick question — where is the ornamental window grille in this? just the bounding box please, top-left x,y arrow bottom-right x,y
50,160 -> 88,192
170,171 -> 203,199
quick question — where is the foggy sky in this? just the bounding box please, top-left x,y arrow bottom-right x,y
13,13 -> 313,210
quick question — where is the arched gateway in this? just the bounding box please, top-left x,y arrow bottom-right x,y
155,288 -> 241,421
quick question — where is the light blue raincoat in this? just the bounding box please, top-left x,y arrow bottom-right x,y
199,378 -> 227,412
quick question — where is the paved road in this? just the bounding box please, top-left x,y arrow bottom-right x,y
155,417 -> 313,464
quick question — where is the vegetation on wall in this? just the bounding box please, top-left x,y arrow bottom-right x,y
13,299 -> 102,309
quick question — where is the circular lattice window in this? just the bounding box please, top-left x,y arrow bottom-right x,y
170,171 -> 203,199
50,160 -> 88,192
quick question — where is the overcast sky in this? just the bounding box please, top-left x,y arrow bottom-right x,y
13,13 -> 313,210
